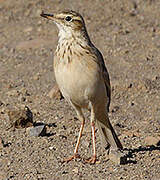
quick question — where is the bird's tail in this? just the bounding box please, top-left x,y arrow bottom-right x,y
97,116 -> 123,150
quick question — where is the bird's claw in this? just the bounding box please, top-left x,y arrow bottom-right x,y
62,153 -> 81,163
85,155 -> 96,164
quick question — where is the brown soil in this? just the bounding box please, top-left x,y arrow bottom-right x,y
0,0 -> 160,179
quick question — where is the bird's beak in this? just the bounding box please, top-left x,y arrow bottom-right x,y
40,11 -> 54,20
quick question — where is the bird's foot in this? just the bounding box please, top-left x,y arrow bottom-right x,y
85,155 -> 96,164
62,153 -> 81,163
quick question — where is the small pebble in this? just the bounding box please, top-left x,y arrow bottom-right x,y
72,167 -> 79,173
26,125 -> 46,137
0,138 -> 4,149
144,136 -> 160,146
49,146 -> 54,150
109,149 -> 127,165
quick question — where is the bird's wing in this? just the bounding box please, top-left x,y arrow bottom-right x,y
91,46 -> 111,112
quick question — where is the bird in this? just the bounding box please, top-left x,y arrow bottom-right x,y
41,10 -> 123,164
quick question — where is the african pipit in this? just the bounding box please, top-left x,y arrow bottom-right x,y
41,10 -> 123,164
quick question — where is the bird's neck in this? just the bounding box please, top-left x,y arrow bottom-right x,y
58,28 -> 72,42
55,30 -> 93,65
58,29 -> 91,49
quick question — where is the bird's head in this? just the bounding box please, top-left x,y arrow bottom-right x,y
41,10 -> 87,40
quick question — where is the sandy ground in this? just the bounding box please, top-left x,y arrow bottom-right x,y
0,0 -> 160,179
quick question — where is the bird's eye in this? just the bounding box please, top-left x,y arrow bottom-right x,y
65,16 -> 72,22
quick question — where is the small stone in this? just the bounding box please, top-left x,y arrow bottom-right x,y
54,116 -> 59,120
0,100 -> 3,106
32,109 -> 39,115
109,149 -> 127,165
123,130 -> 140,137
144,136 -> 160,146
7,89 -> 19,97
33,74 -> 40,80
48,84 -> 64,100
95,160 -> 101,164
49,146 -> 54,150
18,94 -> 26,102
72,167 -> 78,173
111,106 -> 119,113
7,105 -> 33,129
0,138 -> 4,149
26,125 -> 46,137
133,131 -> 140,137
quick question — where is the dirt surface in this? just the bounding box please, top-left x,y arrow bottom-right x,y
0,0 -> 160,179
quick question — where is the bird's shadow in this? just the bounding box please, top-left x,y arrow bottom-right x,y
121,143 -> 160,165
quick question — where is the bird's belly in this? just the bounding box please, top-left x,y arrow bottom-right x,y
54,60 -> 105,108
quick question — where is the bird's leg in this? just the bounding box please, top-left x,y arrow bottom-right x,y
85,122 -> 96,164
74,119 -> 85,155
63,108 -> 85,163
85,106 -> 97,164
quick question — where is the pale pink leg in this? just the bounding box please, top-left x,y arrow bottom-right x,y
85,106 -> 97,164
63,108 -> 85,163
